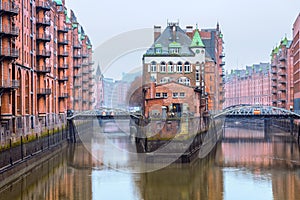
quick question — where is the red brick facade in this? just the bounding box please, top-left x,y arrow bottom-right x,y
0,0 -> 94,142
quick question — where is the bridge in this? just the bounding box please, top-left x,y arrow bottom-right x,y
65,105 -> 300,143
215,105 -> 300,119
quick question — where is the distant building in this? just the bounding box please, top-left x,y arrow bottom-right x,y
224,63 -> 271,107
270,37 -> 293,110
292,13 -> 300,113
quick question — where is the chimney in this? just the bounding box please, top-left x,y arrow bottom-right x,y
186,26 -> 194,39
150,82 -> 156,99
154,25 -> 161,41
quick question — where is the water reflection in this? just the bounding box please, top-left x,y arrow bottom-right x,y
0,122 -> 300,200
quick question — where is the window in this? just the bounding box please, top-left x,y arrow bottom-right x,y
173,92 -> 178,98
161,77 -> 170,83
160,62 -> 166,72
177,77 -> 190,86
155,48 -> 161,54
151,61 -> 157,72
184,62 -> 190,73
169,48 -> 179,54
162,93 -> 168,98
168,62 -> 174,73
155,93 -> 161,98
185,78 -> 190,86
196,69 -> 200,81
177,62 -> 182,73
179,92 -> 185,98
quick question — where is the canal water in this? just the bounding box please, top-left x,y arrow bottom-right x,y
0,121 -> 300,200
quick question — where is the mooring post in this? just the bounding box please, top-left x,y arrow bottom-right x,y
290,118 -> 294,135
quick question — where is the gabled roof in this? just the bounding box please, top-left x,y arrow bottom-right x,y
145,24 -> 194,56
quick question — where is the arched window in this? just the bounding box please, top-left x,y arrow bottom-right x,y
184,62 -> 190,73
177,62 -> 182,73
150,61 -> 157,72
168,61 -> 174,73
160,61 -> 166,72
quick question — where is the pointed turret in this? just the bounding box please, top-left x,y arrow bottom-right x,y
190,28 -> 205,48
96,63 -> 102,77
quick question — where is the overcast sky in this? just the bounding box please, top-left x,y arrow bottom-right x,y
65,0 -> 300,79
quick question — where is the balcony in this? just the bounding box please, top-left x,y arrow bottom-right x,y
0,2 -> 19,16
0,26 -> 19,37
73,53 -> 81,59
82,87 -> 89,91
219,53 -> 225,58
0,79 -> 19,90
82,70 -> 89,74
89,68 -> 95,72
36,66 -> 51,74
278,71 -> 287,77
58,64 -> 68,69
73,44 -> 82,49
272,89 -> 277,94
36,1 -> 50,11
278,86 -> 287,91
73,64 -> 81,69
37,88 -> 51,96
82,61 -> 89,66
82,78 -> 89,83
36,33 -> 51,42
74,97 -> 82,101
58,39 -> 68,45
36,50 -> 51,58
271,61 -> 277,67
58,93 -> 68,99
58,76 -> 68,82
58,26 -> 68,33
89,90 -> 93,94
74,82 -> 81,88
272,84 -> 277,88
89,61 -> 95,65
58,50 -> 69,57
271,70 -> 277,74
220,61 -> 225,66
279,53 -> 286,62
271,77 -> 277,81
36,18 -> 51,26
0,48 -> 19,59
82,53 -> 89,58
74,74 -> 82,78
278,64 -> 286,69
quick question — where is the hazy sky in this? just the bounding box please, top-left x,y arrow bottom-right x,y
65,0 -> 300,79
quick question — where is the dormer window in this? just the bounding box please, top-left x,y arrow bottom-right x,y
154,43 -> 162,55
168,42 -> 181,55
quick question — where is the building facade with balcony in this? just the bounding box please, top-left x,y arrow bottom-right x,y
270,37 -> 293,110
142,22 -> 224,118
0,0 -> 94,142
293,14 -> 300,113
224,63 -> 271,108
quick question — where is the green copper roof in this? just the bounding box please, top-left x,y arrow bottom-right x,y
88,45 -> 92,49
274,46 -> 279,54
53,0 -> 62,6
169,41 -> 181,48
259,67 -> 262,72
190,29 -> 205,48
72,23 -> 78,29
155,43 -> 162,48
281,37 -> 288,46
219,33 -> 223,38
81,35 -> 85,40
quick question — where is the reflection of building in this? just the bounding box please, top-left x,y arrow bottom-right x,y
143,22 -> 225,117
224,63 -> 271,107
0,0 -> 94,141
270,37 -> 293,110
293,14 -> 300,113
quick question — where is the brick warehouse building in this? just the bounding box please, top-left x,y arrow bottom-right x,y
0,0 -> 94,141
270,37 -> 293,110
142,22 -> 225,117
224,63 -> 271,108
293,14 -> 300,113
